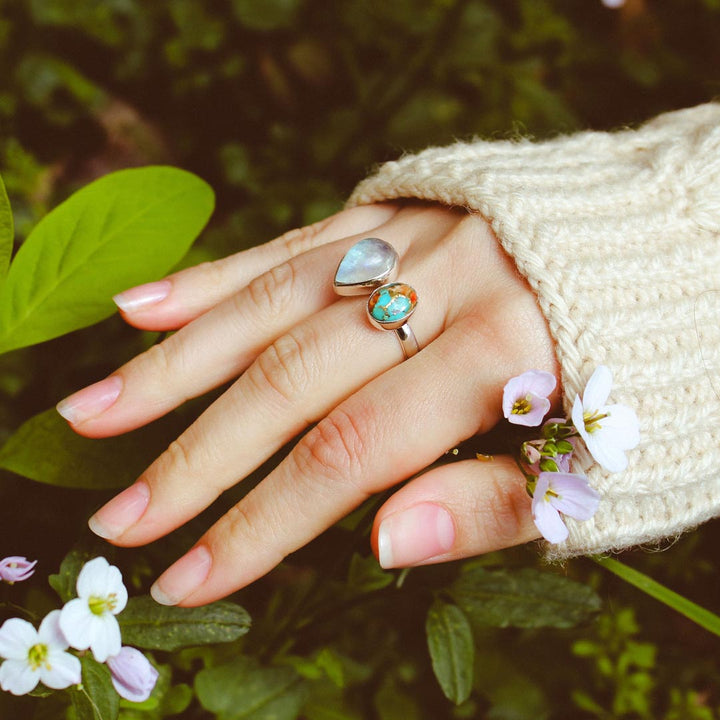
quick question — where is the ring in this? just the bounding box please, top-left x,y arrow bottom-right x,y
367,282 -> 419,359
333,238 -> 419,359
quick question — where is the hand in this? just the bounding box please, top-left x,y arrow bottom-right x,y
57,201 -> 559,606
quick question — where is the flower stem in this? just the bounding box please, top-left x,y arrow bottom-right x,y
593,556 -> 720,637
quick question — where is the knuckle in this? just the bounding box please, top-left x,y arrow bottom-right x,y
219,502 -> 286,561
295,407 -> 370,489
159,435 -> 196,478
478,467 -> 530,546
246,331 -> 311,408
277,219 -> 327,258
139,340 -> 176,381
245,261 -> 297,320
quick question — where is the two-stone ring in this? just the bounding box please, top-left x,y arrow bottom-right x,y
333,238 -> 419,359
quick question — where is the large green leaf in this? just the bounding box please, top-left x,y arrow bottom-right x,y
195,656 -> 306,720
451,566 -> 601,630
119,596 -> 251,651
70,655 -> 119,720
0,407 -> 184,489
0,173 -> 12,279
425,600 -> 474,705
0,166 -> 214,353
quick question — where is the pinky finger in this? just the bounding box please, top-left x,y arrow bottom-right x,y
371,457 -> 541,569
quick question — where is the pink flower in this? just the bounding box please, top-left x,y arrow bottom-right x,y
571,366 -> 640,473
0,557 -> 37,584
107,646 -> 159,703
502,370 -> 556,427
532,472 -> 600,544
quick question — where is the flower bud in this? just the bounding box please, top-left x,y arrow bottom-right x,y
0,556 -> 37,584
107,646 -> 159,703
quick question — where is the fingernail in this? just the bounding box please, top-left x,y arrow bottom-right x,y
88,481 -> 150,540
377,503 -> 455,569
113,280 -> 171,312
56,375 -> 123,425
151,545 -> 212,606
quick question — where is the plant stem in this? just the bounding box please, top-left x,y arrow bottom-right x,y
593,556 -> 720,637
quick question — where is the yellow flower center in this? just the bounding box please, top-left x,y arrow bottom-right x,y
27,643 -> 49,671
583,410 -> 609,434
512,395 -> 533,415
88,593 -> 117,616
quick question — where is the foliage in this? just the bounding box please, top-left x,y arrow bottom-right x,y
1,1 -> 720,718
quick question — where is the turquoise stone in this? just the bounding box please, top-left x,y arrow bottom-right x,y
367,282 -> 417,327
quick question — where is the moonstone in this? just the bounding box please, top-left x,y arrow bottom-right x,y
333,237 -> 399,295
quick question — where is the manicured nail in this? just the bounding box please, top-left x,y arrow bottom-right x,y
150,545 -> 212,606
88,481 -> 150,540
113,280 -> 171,312
56,375 -> 123,425
377,503 -> 455,569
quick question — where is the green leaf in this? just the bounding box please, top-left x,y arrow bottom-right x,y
425,600 -> 474,705
0,166 -> 214,353
451,566 -> 601,629
347,553 -> 393,593
195,656 -> 306,720
0,172 -> 12,279
0,407 -> 185,489
118,596 -> 250,651
49,548 -> 94,602
594,556 -> 720,638
70,655 -> 119,720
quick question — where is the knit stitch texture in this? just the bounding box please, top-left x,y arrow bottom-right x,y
348,103 -> 720,559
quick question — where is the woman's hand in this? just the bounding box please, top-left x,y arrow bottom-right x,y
57,202 -> 558,606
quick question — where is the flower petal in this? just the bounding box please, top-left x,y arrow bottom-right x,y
76,557 -> 112,598
0,659 -> 39,695
59,598 -> 93,651
547,473 -> 601,521
41,650 -> 82,690
502,370 -> 556,422
584,434 -> 630,473
581,365 -> 613,410
108,647 -> 159,703
89,614 -> 122,663
596,404 -> 641,450
0,618 -> 38,660
38,610 -> 69,650
531,476 -> 569,543
571,394 -> 589,443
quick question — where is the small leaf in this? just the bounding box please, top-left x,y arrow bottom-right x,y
195,656 -> 307,720
451,566 -> 601,629
0,407 -> 184,489
70,655 -> 119,720
0,173 -> 13,279
425,600 -> 474,705
118,596 -> 250,651
347,553 -> 393,593
49,549 -> 93,602
0,166 -> 214,353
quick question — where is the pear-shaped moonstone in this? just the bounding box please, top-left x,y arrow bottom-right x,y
334,238 -> 398,294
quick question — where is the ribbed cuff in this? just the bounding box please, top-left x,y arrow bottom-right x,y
348,103 -> 720,558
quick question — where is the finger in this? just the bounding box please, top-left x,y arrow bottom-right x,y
148,318 -> 546,606
114,204 -> 401,331
87,235 -> 454,544
58,205 -> 458,436
370,458 -> 540,569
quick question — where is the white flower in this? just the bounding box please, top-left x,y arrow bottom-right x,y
532,472 -> 601,544
502,369 -> 557,427
107,646 -> 159,703
571,365 -> 640,473
0,611 -> 81,695
59,557 -> 128,663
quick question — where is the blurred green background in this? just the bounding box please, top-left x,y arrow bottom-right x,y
1,1 -> 720,718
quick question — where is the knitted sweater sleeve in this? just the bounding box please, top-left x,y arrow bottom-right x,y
347,103 -> 720,560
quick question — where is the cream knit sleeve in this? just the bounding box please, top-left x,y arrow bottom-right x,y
347,103 -> 720,560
